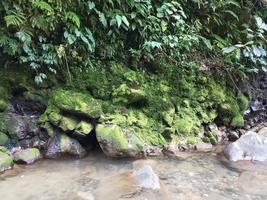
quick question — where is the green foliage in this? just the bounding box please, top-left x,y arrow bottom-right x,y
0,0 -> 266,82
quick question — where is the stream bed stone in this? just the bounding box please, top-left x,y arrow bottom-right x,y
224,131 -> 267,162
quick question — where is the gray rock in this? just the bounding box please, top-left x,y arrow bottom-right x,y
4,113 -> 40,140
45,134 -> 87,159
196,142 -> 213,151
0,151 -> 13,172
228,131 -> 240,141
224,131 -> 267,162
251,100 -> 264,112
132,165 -> 160,190
13,148 -> 41,164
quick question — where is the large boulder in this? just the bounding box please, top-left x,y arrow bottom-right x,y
0,151 -> 13,172
13,148 -> 41,164
96,124 -> 145,158
132,165 -> 160,190
3,112 -> 40,140
45,134 -> 87,159
51,89 -> 103,118
224,131 -> 267,162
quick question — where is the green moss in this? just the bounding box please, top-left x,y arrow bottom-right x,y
162,107 -> 175,126
96,124 -> 129,149
230,114 -> 244,128
186,136 -> 199,145
0,132 -> 9,146
0,99 -> 8,112
48,111 -> 62,126
0,86 -> 9,112
238,94 -> 249,112
59,116 -> 79,132
52,89 -> 103,118
0,146 -> 8,153
75,121 -> 94,136
39,60 -> 245,148
0,151 -> 13,172
173,107 -> 201,135
13,148 -> 41,164
112,84 -> 147,105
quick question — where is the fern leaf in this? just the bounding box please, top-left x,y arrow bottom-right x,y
31,0 -> 53,12
65,11 -> 80,28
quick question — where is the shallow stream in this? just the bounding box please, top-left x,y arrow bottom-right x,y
1,151 -> 267,200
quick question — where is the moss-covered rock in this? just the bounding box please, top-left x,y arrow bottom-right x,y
162,107 -> 175,126
0,132 -> 9,146
112,84 -> 147,105
0,146 -> 8,153
0,151 -> 13,172
173,108 -> 201,135
58,116 -> 79,132
230,114 -> 245,128
238,94 -> 249,112
0,99 -> 8,112
96,124 -> 145,158
74,121 -> 94,136
51,89 -> 103,118
13,148 -> 41,164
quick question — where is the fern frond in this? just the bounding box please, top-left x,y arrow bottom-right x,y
31,0 -> 53,12
4,11 -> 25,27
65,11 -> 80,28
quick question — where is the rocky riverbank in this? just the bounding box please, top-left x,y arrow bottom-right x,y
0,63 -> 266,173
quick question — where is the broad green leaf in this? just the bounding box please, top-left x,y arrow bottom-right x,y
99,13 -> 108,27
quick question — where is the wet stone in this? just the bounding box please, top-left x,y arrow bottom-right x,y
132,165 -> 160,190
224,131 -> 267,162
13,148 -> 41,164
45,134 -> 87,159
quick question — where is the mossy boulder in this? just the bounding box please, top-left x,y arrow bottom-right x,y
173,107 -> 201,135
112,84 -> 147,105
230,114 -> 245,128
58,116 -> 79,132
0,151 -> 13,172
0,146 -> 8,153
162,107 -> 175,126
218,94 -> 247,128
13,148 -> 41,164
74,121 -> 94,136
237,94 -> 249,112
96,124 -> 145,158
0,132 -> 9,146
51,89 -> 103,118
0,99 -> 8,112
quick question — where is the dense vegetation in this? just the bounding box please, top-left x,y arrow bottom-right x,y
0,0 -> 267,82
0,1 -> 266,147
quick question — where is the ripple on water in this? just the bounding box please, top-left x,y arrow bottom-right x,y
0,152 -> 267,200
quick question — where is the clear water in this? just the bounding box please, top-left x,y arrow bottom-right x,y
1,151 -> 267,200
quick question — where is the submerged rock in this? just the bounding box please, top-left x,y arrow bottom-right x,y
132,165 -> 160,190
13,148 -> 41,164
0,151 -> 13,172
45,134 -> 87,159
224,131 -> 267,162
96,124 -> 145,158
